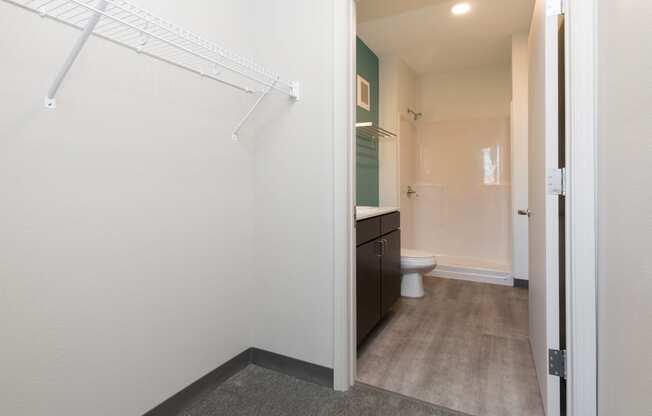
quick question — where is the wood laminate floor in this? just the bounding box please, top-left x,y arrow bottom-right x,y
357,277 -> 544,416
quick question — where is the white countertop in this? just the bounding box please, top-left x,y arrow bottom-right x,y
356,206 -> 399,221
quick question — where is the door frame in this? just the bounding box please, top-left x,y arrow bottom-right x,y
332,0 -> 357,391
332,1 -> 598,415
563,0 -> 598,414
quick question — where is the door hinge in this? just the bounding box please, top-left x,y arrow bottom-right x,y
547,0 -> 565,16
549,349 -> 567,378
547,168 -> 566,196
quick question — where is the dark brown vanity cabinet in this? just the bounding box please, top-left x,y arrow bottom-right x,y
356,238 -> 382,344
380,229 -> 401,317
356,212 -> 401,345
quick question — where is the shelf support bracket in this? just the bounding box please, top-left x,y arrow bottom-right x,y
44,0 -> 108,109
232,78 -> 279,140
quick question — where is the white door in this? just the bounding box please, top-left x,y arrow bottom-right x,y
528,0 -> 563,415
511,34 -> 530,284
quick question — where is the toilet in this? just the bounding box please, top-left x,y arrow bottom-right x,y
400,249 -> 437,298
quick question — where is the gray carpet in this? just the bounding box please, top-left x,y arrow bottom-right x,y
179,365 -> 469,416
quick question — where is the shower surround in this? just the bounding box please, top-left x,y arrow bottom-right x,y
414,118 -> 511,269
400,65 -> 513,282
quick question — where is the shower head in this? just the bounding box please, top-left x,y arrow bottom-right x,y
407,108 -> 423,121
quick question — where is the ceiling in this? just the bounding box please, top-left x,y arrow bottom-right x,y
357,0 -> 535,75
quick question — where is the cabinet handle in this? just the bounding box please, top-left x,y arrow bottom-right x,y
381,238 -> 387,256
376,240 -> 383,257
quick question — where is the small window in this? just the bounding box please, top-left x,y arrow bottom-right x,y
482,145 -> 502,185
357,75 -> 371,111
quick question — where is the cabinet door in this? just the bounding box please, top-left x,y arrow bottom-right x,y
356,240 -> 381,344
381,229 -> 401,316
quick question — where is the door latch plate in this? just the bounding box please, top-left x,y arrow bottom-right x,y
547,168 -> 566,195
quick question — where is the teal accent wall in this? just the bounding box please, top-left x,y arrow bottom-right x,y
356,37 -> 380,207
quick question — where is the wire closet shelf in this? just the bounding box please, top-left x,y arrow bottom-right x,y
7,0 -> 300,137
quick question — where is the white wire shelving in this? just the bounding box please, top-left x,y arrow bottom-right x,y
4,0 -> 300,139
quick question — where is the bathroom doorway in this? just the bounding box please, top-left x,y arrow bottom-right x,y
350,1 -> 547,415
336,1 -> 599,415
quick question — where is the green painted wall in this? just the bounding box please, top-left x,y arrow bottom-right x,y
356,37 -> 380,207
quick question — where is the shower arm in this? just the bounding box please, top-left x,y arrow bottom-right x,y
407,108 -> 423,121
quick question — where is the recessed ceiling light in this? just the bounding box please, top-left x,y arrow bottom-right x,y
451,2 -> 472,15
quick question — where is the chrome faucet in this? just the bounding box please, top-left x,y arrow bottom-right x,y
407,185 -> 418,197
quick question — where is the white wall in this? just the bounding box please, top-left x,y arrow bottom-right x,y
247,0 -> 338,369
378,55 -> 418,207
418,65 -> 513,123
0,2 -> 259,415
411,65 -> 513,270
511,33 -> 530,281
597,0 -> 652,414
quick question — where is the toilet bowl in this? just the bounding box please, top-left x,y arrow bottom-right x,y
401,249 -> 437,298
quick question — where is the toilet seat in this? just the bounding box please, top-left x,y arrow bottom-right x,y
401,249 -> 437,268
402,249 -> 435,259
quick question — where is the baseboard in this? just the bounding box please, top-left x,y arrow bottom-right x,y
251,348 -> 333,388
429,264 -> 514,287
144,348 -> 252,416
143,347 -> 333,415
513,278 -> 529,289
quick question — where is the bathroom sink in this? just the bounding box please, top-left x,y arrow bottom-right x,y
356,206 -> 376,214
356,206 -> 399,220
